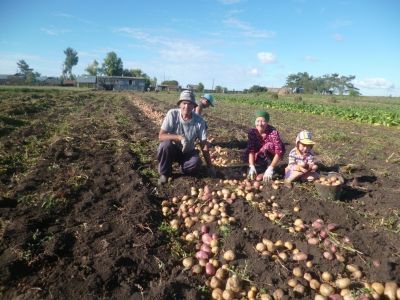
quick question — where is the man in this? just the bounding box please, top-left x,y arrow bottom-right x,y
157,90 -> 216,185
195,93 -> 215,115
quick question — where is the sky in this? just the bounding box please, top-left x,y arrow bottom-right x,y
1,0 -> 399,96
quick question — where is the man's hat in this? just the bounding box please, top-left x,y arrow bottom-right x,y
177,90 -> 197,107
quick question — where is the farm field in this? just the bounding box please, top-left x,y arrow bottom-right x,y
1,88 -> 400,299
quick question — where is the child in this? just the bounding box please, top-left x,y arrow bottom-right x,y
284,130 -> 319,186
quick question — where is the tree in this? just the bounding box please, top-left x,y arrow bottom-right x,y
248,85 -> 268,93
161,80 -> 179,86
102,52 -> 123,76
62,47 -> 79,79
85,60 -> 100,76
215,85 -> 223,93
198,82 -> 204,93
150,77 -> 157,89
17,60 -> 32,75
16,60 -> 40,84
286,72 -> 359,95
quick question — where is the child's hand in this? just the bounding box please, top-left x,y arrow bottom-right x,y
300,167 -> 308,173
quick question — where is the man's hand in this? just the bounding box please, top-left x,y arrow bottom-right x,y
263,166 -> 274,182
207,166 -> 217,178
247,165 -> 257,180
180,137 -> 189,153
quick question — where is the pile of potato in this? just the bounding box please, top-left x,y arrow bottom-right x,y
315,175 -> 342,186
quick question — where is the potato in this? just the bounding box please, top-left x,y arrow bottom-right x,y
321,271 -> 333,282
223,250 -> 236,261
256,242 -> 266,252
259,293 -> 273,300
288,278 -> 298,288
192,264 -> 203,274
210,276 -> 223,289
226,275 -> 242,293
212,288 -> 223,300
384,281 -> 398,300
303,272 -> 312,282
292,252 -> 308,261
319,283 -> 335,297
222,289 -> 235,300
346,264 -> 359,273
310,279 -> 320,290
284,241 -> 294,250
371,282 -> 384,295
182,257 -> 194,269
215,267 -> 228,280
293,267 -> 303,278
335,278 -> 350,289
293,284 -> 305,295
272,288 -> 284,300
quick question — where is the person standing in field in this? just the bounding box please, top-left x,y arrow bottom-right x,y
157,90 -> 217,185
243,110 -> 285,182
284,130 -> 319,187
195,93 -> 215,115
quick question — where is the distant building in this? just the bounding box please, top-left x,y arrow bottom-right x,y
186,84 -> 200,91
76,75 -> 97,88
293,87 -> 304,94
44,77 -> 62,86
155,84 -> 180,92
0,74 -> 25,85
97,76 -> 146,91
62,79 -> 76,86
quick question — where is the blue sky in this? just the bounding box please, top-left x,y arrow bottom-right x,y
1,0 -> 399,96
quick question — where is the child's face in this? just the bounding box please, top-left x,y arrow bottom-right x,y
201,98 -> 210,107
298,142 -> 313,155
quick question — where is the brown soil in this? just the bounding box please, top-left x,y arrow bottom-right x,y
0,91 -> 399,299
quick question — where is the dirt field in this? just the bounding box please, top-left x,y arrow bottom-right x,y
1,90 -> 399,299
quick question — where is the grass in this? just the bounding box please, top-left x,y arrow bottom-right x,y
158,222 -> 191,258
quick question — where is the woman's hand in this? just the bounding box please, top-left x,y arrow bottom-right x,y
247,165 -> 257,180
263,166 -> 274,181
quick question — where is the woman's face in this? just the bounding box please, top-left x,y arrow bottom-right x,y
255,117 -> 267,132
298,142 -> 313,155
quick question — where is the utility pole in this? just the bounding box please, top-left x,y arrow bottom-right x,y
211,78 -> 214,91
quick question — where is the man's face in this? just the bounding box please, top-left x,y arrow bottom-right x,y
179,101 -> 195,114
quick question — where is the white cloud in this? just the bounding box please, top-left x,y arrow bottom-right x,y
354,78 -> 395,90
257,52 -> 276,64
218,0 -> 243,4
248,68 -> 260,76
41,26 -> 70,36
333,33 -> 344,42
115,27 -> 218,63
305,55 -> 318,62
223,17 -> 275,38
329,19 -> 352,29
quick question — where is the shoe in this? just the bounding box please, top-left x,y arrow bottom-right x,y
158,175 -> 168,185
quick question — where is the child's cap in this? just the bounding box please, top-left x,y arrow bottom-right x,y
255,110 -> 270,122
296,130 -> 315,145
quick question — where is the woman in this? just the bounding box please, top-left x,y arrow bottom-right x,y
243,110 -> 285,181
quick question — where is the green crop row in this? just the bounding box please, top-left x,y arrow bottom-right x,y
218,95 -> 400,126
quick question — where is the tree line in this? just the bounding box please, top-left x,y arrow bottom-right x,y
14,47 -> 360,95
